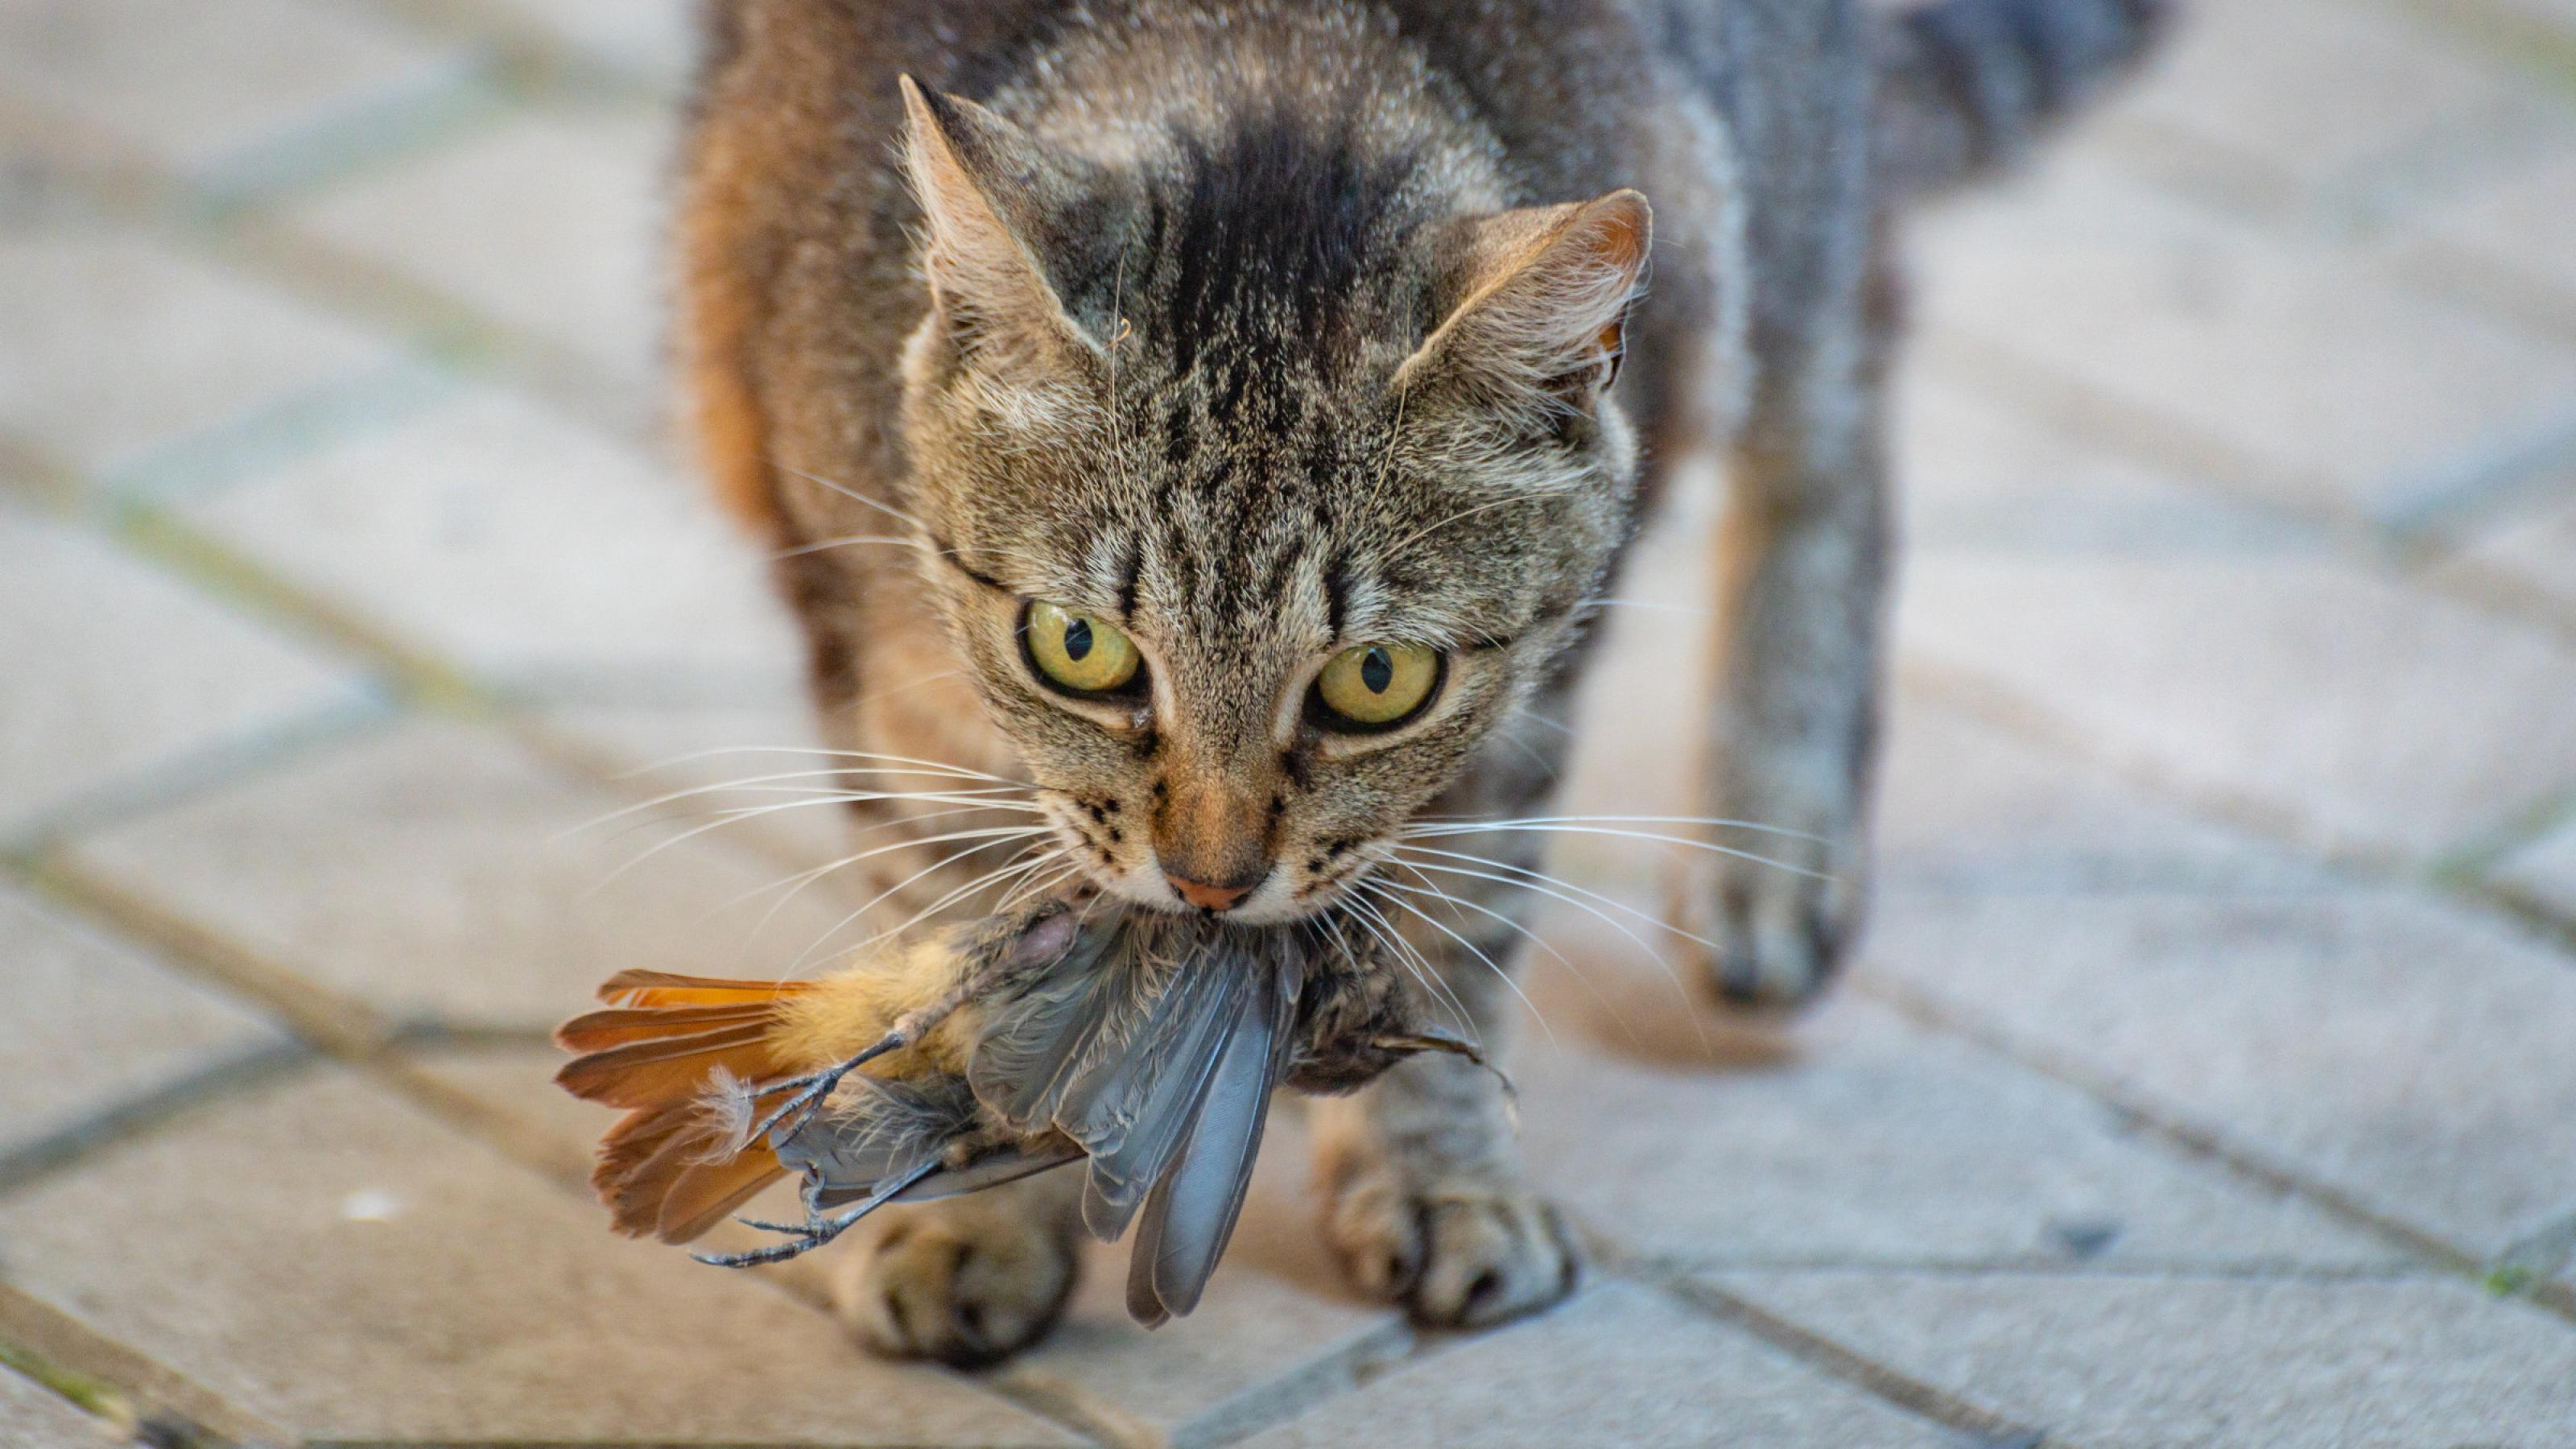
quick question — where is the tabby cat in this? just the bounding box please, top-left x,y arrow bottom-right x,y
675,0 -> 2165,1364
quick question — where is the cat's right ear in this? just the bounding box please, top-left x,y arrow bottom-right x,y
899,76 -> 1104,378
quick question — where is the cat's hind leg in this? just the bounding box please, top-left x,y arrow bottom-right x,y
1678,1 -> 1897,1009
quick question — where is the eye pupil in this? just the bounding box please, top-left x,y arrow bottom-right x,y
1063,617 -> 1093,661
1360,647 -> 1393,694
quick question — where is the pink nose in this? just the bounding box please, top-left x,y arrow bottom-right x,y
1165,873 -> 1255,912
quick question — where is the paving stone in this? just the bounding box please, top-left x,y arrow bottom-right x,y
995,1107 -> 1402,1448
1900,460 -> 2576,859
491,0 -> 698,84
1713,1270 -> 2576,1448
0,230 -> 394,482
412,1041 -> 1404,1447
1867,881 -> 2576,1257
0,1065 -> 1071,1445
1243,1281 -> 1950,1448
2439,469 -> 2576,618
0,506 -> 364,838
2089,0 -> 2541,217
64,718 -> 869,1031
2495,814 -> 2576,921
0,1364 -> 108,1448
1914,155 -> 2576,526
2413,147 -> 2576,320
1508,952 -> 2392,1272
529,696 -> 887,881
0,0 -> 470,177
285,104 -> 670,385
0,883 -> 288,1166
180,386 -> 803,691
1874,694 -> 2321,896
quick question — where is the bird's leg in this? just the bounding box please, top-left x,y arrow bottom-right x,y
694,1158 -> 943,1268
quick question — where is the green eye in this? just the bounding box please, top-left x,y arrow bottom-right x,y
1024,601 -> 1141,694
1315,642 -> 1442,729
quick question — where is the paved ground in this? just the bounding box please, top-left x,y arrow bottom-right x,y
6,0 -> 2576,1444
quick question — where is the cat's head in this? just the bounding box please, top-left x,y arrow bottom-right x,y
894,80 -> 1649,923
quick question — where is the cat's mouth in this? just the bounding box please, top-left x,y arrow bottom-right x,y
1037,796 -> 1387,928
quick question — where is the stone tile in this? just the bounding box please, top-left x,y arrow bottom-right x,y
1867,881 -> 2576,1257
529,696 -> 907,894
1914,155 -> 2576,526
1244,1281 -> 1950,1448
1715,1271 -> 2576,1448
2091,0 -> 2542,215
1900,464 -> 2576,859
0,883 -> 287,1165
0,1364 -> 108,1448
0,0 -> 470,176
2414,147 -> 2576,316
1509,948 -> 2392,1271
0,230 -> 394,481
0,506 -> 363,838
1874,695 -> 2320,896
0,1065 -> 1070,1445
2439,469 -> 2576,618
492,0 -> 698,83
180,386 -> 803,691
1897,374 -> 2310,558
2495,814 -> 2576,921
997,1108 -> 1402,1447
65,718 -> 868,1031
285,104 -> 670,385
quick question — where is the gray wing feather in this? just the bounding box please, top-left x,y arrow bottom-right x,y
1065,962 -> 1244,1240
1126,956 -> 1302,1322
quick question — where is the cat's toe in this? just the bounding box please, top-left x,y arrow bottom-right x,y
1325,1174 -> 1579,1329
833,1187 -> 1081,1367
1676,838 -> 1864,1011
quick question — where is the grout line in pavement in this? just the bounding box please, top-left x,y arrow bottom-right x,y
0,1284 -> 285,1447
2393,0 -> 2576,95
97,355 -> 464,513
1897,648 -> 2576,949
186,51 -> 510,217
1639,1269 -> 2059,1448
2,863 -> 1122,1448
0,686 -> 396,857
0,1038 -> 318,1200
112,505 -> 494,716
1856,969 -> 2576,1327
1616,1253 -> 2437,1285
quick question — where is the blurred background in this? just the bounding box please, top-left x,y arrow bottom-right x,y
5,1 -> 2576,1444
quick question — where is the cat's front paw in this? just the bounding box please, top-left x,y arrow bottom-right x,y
1323,1167 -> 1579,1328
833,1182 -> 1081,1368
1675,824 -> 1865,1010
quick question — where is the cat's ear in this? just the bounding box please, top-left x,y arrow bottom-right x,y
899,76 -> 1104,373
1394,190 -> 1651,425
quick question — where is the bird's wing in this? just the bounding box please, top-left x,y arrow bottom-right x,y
1059,958 -> 1242,1240
1126,954 -> 1302,1325
970,917 -> 1158,1129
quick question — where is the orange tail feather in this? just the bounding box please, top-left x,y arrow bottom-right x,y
559,974 -> 810,1242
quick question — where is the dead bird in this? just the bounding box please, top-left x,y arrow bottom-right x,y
554,900 -> 1489,1324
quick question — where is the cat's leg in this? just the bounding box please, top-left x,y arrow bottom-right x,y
1311,715 -> 1580,1328
833,1167 -> 1087,1367
1686,237 -> 1898,1009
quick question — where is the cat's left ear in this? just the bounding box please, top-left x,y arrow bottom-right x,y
1394,190 -> 1651,425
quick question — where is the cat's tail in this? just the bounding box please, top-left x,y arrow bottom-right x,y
1874,0 -> 2175,200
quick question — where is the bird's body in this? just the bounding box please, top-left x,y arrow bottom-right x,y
555,901 -> 1479,1322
